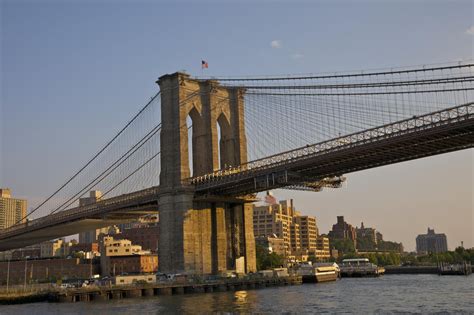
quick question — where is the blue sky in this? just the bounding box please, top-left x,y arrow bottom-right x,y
1,0 -> 473,250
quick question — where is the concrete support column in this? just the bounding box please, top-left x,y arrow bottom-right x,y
158,191 -> 193,273
243,203 -> 257,273
211,203 -> 228,274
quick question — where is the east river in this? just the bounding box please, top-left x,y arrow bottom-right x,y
1,275 -> 473,314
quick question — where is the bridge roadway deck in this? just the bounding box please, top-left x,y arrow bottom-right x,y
192,103 -> 474,195
0,187 -> 160,250
0,103 -> 472,251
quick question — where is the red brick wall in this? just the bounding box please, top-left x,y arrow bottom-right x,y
0,258 -> 100,285
116,226 -> 159,253
107,255 -> 158,276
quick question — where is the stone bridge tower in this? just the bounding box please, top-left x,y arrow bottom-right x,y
157,72 -> 256,275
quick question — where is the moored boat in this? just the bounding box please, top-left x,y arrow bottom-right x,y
314,264 -> 339,283
296,262 -> 339,283
438,262 -> 472,276
340,258 -> 381,277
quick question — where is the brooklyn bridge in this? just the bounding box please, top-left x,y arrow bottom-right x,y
0,63 -> 472,275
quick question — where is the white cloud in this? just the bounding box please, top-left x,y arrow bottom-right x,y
291,53 -> 304,60
270,40 -> 282,49
465,26 -> 474,35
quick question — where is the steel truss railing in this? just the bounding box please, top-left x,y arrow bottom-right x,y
191,102 -> 474,190
2,104 -> 472,240
0,186 -> 160,239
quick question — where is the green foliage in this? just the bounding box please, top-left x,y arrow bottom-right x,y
401,247 -> 474,265
71,251 -> 84,259
356,236 -> 376,251
308,255 -> 317,264
331,239 -> 355,254
255,244 -> 284,270
341,252 -> 401,266
355,237 -> 403,253
377,241 -> 403,252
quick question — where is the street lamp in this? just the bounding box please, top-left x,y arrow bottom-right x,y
23,258 -> 27,292
6,258 -> 10,295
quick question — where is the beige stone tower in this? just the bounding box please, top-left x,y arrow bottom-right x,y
157,72 -> 256,275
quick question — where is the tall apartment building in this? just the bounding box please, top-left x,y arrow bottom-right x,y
356,222 -> 378,244
0,188 -> 27,229
294,216 -> 319,252
253,199 -> 322,257
253,200 -> 297,254
78,191 -> 112,243
376,231 -> 384,243
328,216 -> 357,247
315,236 -> 330,260
255,235 -> 286,256
40,239 -> 67,258
416,228 -> 448,254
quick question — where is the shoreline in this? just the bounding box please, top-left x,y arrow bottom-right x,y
0,276 -> 302,305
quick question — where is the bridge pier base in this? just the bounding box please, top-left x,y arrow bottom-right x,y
158,190 -> 256,275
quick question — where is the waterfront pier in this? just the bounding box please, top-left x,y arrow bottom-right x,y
0,276 -> 302,305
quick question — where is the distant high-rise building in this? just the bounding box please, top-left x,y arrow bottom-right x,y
376,231 -> 384,243
328,216 -> 357,247
255,235 -> 286,256
356,222 -> 378,244
253,199 -> 321,256
0,188 -> 27,230
294,216 -> 319,252
315,236 -> 330,260
416,228 -> 448,254
78,191 -> 112,243
40,239 -> 67,258
253,199 -> 297,254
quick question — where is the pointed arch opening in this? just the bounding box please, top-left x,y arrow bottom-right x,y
186,107 -> 204,177
217,113 -> 233,170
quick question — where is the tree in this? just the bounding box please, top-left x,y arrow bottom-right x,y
331,239 -> 355,254
255,244 -> 284,270
357,236 -> 376,251
308,255 -> 318,264
377,241 -> 403,253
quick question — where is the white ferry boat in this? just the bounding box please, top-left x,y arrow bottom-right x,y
296,262 -> 339,283
340,258 -> 382,277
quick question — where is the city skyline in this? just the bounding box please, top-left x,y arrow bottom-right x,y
1,1 -> 473,252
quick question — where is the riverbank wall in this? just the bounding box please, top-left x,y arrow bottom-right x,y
0,276 -> 302,305
385,265 -> 474,274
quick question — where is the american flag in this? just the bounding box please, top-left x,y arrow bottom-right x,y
264,191 -> 277,205
201,60 -> 209,69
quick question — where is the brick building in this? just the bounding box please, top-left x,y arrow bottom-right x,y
104,255 -> 158,276
0,188 -> 27,230
328,216 -> 357,247
255,235 -> 286,256
115,224 -> 159,253
315,236 -> 330,260
416,228 -> 448,254
356,222 -> 378,244
0,258 -> 99,285
253,199 -> 322,257
70,242 -> 99,253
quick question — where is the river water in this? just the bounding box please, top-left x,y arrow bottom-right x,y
1,275 -> 473,314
